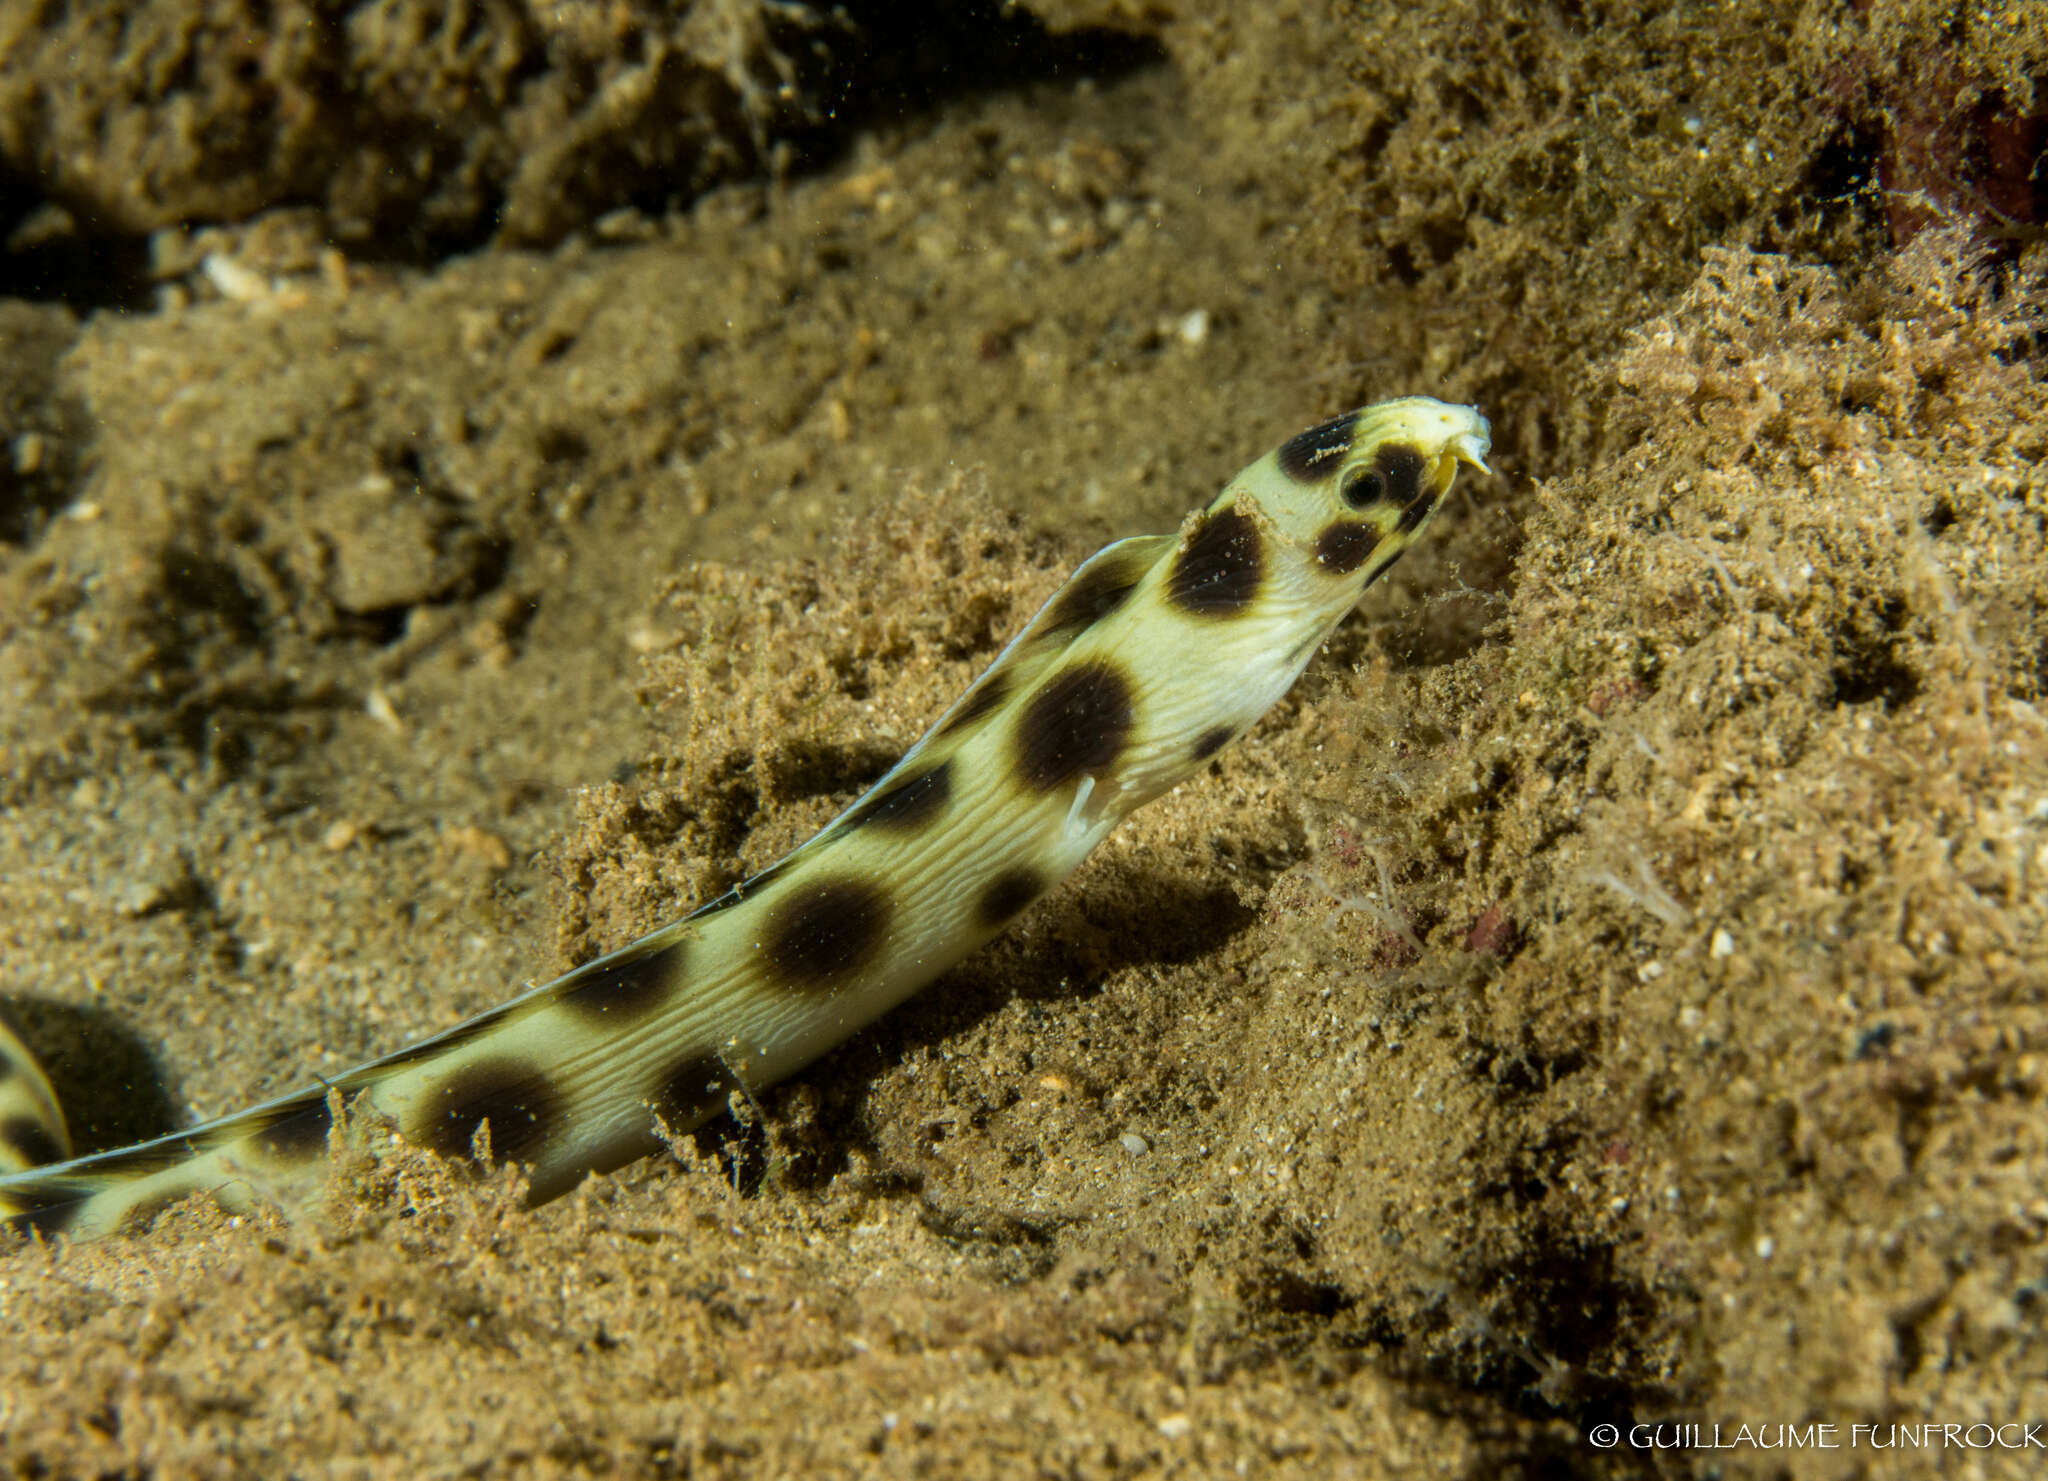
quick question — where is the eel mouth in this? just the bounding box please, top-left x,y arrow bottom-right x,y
1433,416 -> 1493,491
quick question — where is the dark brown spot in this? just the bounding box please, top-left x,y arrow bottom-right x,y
253,1095 -> 335,1162
764,878 -> 893,986
1376,441 -> 1427,504
844,761 -> 952,832
6,1185 -> 79,1240
1191,726 -> 1234,762
1276,412 -> 1359,482
975,868 -> 1045,930
0,1113 -> 64,1169
942,665 -> 1017,738
1396,485 -> 1439,535
416,1058 -> 563,1165
560,939 -> 684,1022
1166,505 -> 1264,617
87,1137 -> 196,1179
1012,661 -> 1136,792
1042,554 -> 1145,636
1315,520 -> 1381,574
650,1052 -> 737,1130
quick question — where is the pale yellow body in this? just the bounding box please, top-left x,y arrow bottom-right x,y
1,397 -> 1489,1242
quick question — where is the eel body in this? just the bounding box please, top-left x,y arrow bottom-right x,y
0,397 -> 1490,1242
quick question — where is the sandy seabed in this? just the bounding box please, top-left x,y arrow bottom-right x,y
2,2 -> 2046,1477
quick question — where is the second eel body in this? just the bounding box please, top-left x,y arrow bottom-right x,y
0,397 -> 1491,1242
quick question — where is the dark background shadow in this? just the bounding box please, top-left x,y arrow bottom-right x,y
2,998 -> 184,1158
0,3 -> 1165,308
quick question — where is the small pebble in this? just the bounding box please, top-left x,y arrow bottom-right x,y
365,687 -> 403,733
12,431 -> 45,475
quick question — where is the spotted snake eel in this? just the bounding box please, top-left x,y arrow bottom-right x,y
0,397 -> 1490,1242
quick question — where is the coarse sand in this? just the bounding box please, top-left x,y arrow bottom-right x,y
3,3 -> 2046,1477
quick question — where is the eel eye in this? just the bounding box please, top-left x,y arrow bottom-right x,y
1340,469 -> 1383,509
